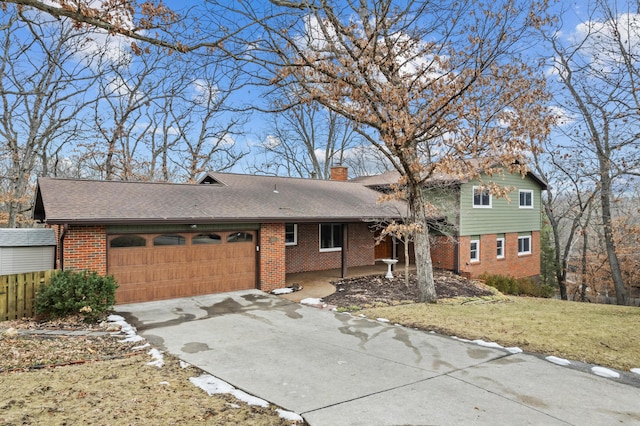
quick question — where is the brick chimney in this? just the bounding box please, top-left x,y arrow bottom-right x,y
330,165 -> 348,181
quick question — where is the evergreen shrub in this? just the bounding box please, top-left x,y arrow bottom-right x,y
36,270 -> 118,322
479,273 -> 554,298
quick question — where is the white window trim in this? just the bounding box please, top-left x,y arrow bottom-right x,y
319,223 -> 343,252
470,239 -> 480,262
496,237 -> 505,259
285,223 -> 298,246
518,235 -> 532,255
472,186 -> 492,208
519,190 -> 534,209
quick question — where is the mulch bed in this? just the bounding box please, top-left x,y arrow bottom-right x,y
0,315 -> 140,372
324,269 -> 496,308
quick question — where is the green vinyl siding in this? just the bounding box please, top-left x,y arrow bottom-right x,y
422,184 -> 460,231
458,172 -> 542,236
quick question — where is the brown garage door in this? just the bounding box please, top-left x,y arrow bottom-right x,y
108,231 -> 256,304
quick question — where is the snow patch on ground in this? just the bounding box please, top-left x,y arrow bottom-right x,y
631,368 -> 640,376
472,339 -> 503,349
376,318 -> 390,323
276,409 -> 305,422
591,366 -> 620,379
300,298 -> 324,306
107,314 -> 144,343
132,342 -> 150,350
271,287 -> 293,295
147,348 -> 164,368
450,336 -> 521,354
190,374 -> 269,407
546,356 -> 572,366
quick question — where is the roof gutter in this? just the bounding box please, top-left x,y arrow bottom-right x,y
42,216 -> 404,226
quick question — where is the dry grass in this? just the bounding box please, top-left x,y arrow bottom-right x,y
360,297 -> 640,371
1,352 -> 291,425
0,322 -> 298,425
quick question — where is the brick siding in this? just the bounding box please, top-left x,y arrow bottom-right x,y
62,225 -> 107,275
259,223 -> 286,292
458,232 -> 541,279
430,235 -> 456,270
286,223 -> 375,274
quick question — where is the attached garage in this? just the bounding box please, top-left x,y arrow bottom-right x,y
108,231 -> 256,304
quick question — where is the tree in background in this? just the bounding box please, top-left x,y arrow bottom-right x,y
0,8 -> 102,226
531,136 -> 598,300
0,2 -> 247,225
250,100 -> 357,179
541,0 -> 640,304
234,0 -> 553,302
539,220 -> 558,291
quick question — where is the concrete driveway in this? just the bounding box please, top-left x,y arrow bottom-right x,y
117,290 -> 640,425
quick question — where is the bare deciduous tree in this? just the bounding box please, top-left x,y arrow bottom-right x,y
251,98 -> 360,179
531,141 -> 597,300
0,7 -> 101,226
542,0 -> 640,304
232,0 -> 553,302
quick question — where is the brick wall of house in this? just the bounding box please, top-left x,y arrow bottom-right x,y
259,223 -> 286,292
430,235 -> 456,271
62,225 -> 107,275
286,223 -> 375,274
458,231 -> 541,279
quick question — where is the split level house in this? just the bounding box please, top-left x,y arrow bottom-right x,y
32,165 -> 547,304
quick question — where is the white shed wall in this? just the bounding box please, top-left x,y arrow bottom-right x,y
0,246 -> 55,275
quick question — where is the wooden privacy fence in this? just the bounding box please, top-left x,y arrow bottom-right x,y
0,270 -> 53,321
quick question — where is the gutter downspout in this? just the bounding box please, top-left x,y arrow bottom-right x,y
59,224 -> 68,270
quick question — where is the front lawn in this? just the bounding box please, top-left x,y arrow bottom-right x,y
360,297 -> 640,371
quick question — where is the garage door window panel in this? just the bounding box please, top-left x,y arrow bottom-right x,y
153,234 -> 186,246
227,232 -> 253,243
192,233 -> 222,244
110,235 -> 147,248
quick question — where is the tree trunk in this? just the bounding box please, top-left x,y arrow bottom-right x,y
404,237 -> 410,289
599,172 -> 627,305
410,186 -> 437,303
548,213 -> 568,300
580,226 -> 589,302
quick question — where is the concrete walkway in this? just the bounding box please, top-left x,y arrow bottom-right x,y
117,291 -> 640,425
281,263 -> 416,303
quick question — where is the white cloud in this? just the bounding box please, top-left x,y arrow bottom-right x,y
192,79 -> 219,105
262,135 -> 281,149
299,14 -> 340,52
33,0 -> 136,67
549,106 -> 574,126
570,13 -> 640,71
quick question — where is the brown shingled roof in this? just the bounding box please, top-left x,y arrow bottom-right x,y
351,164 -> 548,190
34,173 -> 404,225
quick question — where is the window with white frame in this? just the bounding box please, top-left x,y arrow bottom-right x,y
496,237 -> 505,259
473,187 -> 491,208
518,235 -> 532,255
320,223 -> 343,251
519,190 -> 533,208
285,223 -> 297,246
470,239 -> 480,262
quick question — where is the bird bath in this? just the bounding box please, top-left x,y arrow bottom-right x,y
381,258 -> 399,279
